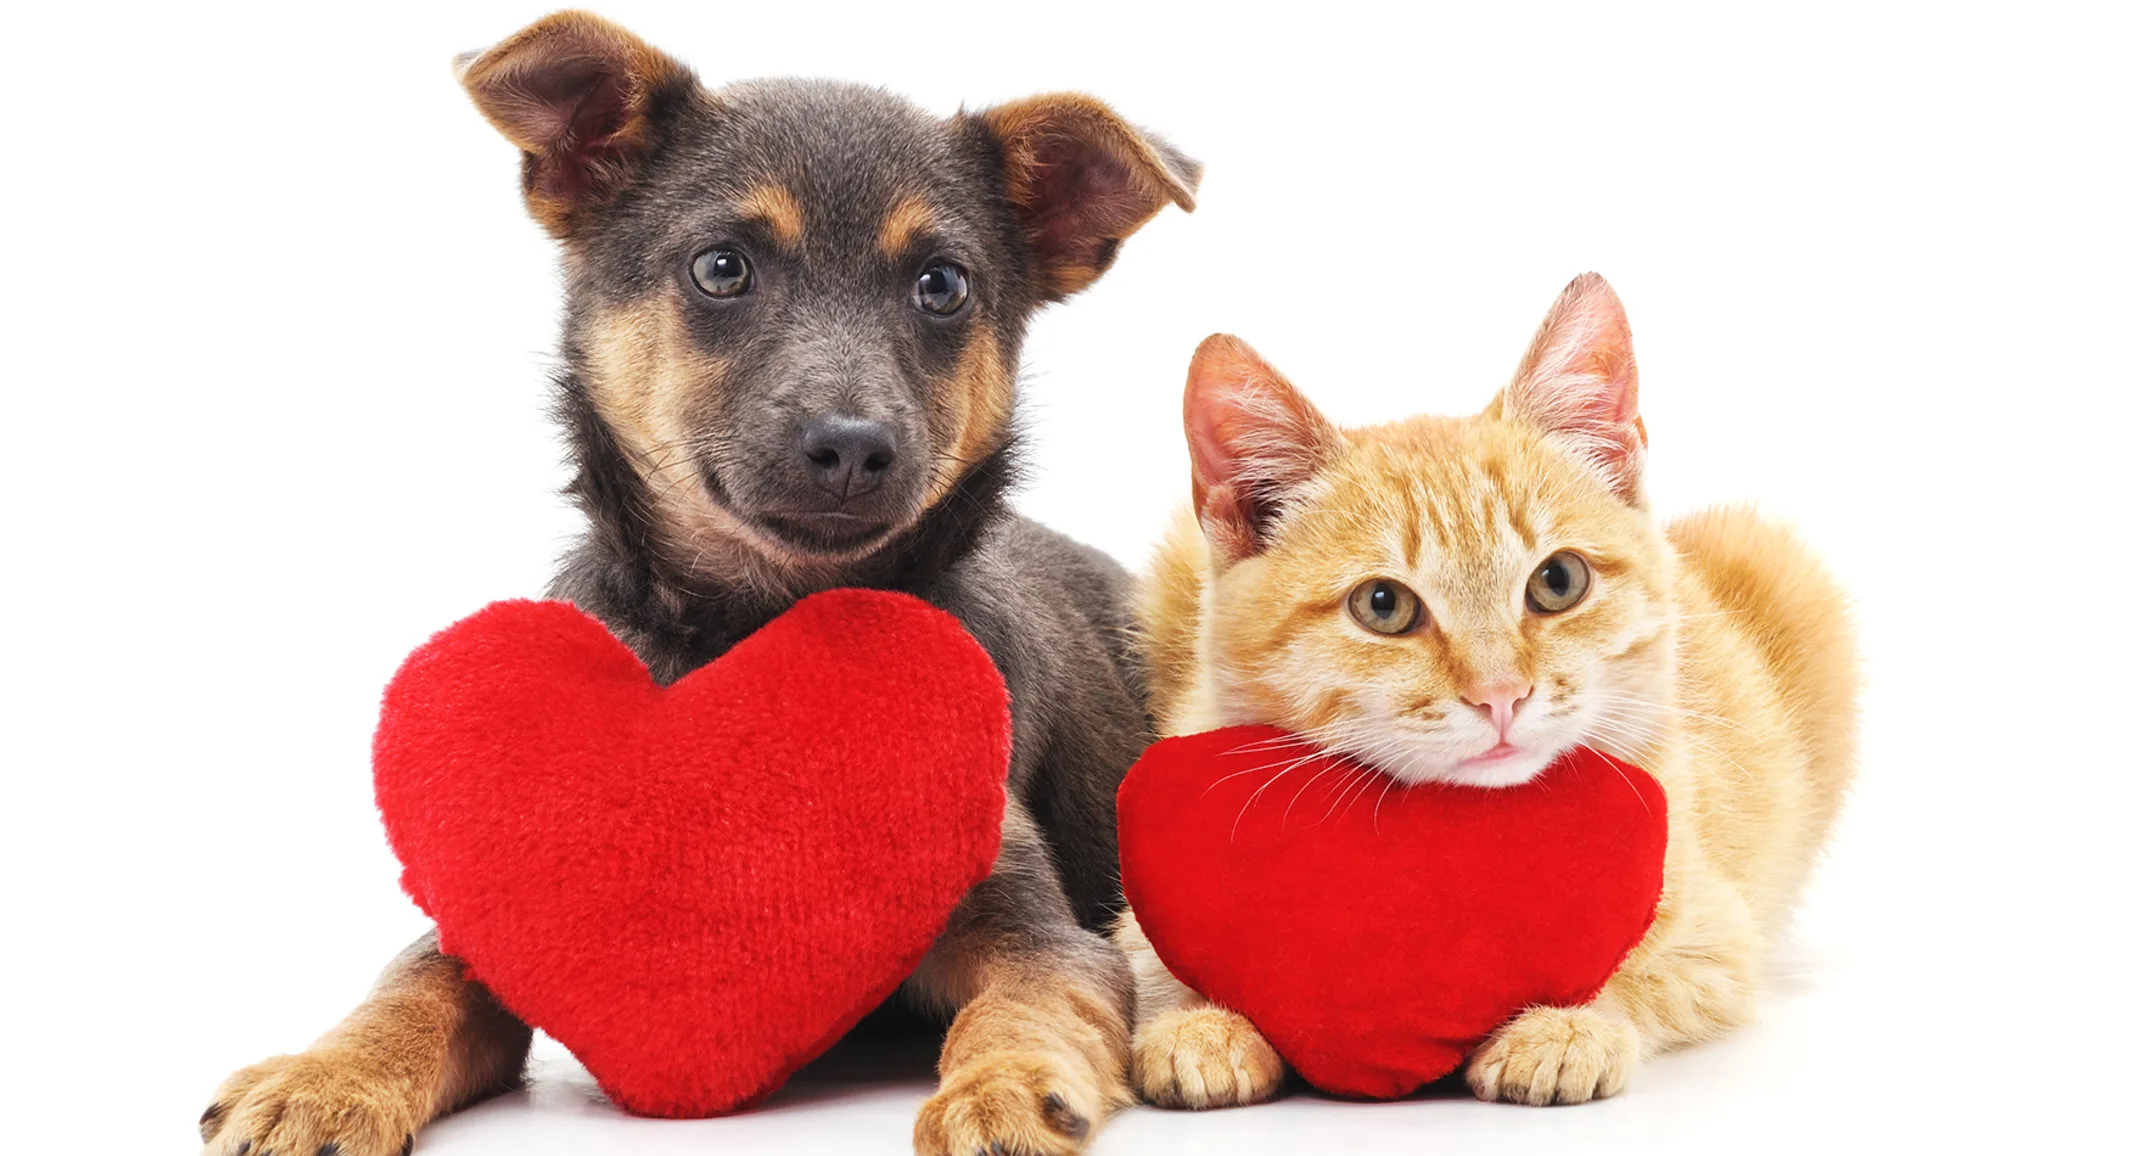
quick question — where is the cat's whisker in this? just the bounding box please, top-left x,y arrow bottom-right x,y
1216,716 -> 1369,758
1588,690 -> 1758,736
1196,725 -> 1356,813
1586,699 -> 1741,755
1369,773 -> 1401,834
1208,748 -> 1324,799
1324,762 -> 1392,824
1221,731 -> 1332,757
1198,753 -> 1307,795
1226,745 -> 1348,842
1207,718 -> 1413,827
1279,761 -> 1358,831
1576,741 -> 1654,816
1310,767 -> 1370,825
1585,707 -> 1759,784
1579,713 -> 1677,766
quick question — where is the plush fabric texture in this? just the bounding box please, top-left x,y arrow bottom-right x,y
373,590 -> 1010,1118
1118,726 -> 1667,1099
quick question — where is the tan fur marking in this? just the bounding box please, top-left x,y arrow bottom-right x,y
201,937 -> 528,1155
573,296 -> 817,588
579,294 -> 937,589
907,805 -> 1131,1153
1398,486 -> 1425,569
456,11 -> 691,235
580,296 -> 727,469
926,327 -> 1015,507
915,953 -> 1130,1156
735,184 -> 805,249
879,195 -> 937,257
975,93 -> 1198,298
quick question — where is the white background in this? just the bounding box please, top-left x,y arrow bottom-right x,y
6,2 -> 2135,1152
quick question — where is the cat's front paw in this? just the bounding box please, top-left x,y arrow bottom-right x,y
1132,1006 -> 1285,1109
1467,1004 -> 1639,1106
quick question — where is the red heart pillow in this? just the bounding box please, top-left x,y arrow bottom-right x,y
1119,726 -> 1666,1099
373,590 -> 1010,1118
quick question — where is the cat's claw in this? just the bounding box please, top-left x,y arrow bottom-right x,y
1466,1003 -> 1639,1106
1132,1006 -> 1285,1109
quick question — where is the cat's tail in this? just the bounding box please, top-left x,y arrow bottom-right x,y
1668,505 -> 1860,832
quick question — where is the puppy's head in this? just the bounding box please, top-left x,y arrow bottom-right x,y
457,12 -> 1199,576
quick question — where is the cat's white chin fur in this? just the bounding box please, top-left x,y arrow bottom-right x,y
1371,744 -> 1564,789
1442,749 -> 1563,789
1326,716 -> 1578,789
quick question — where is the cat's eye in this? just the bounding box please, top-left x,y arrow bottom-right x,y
690,247 -> 753,298
1347,579 -> 1423,636
914,261 -> 971,316
1526,551 -> 1593,614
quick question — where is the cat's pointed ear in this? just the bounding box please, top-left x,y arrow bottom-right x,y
455,11 -> 694,235
1492,273 -> 1648,501
1184,335 -> 1342,561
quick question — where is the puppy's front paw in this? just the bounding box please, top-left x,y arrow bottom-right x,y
1466,1003 -> 1639,1106
914,1052 -> 1101,1156
199,1051 -> 417,1156
1132,1006 -> 1284,1110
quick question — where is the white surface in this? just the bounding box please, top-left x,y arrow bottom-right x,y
406,940 -> 2003,1153
5,1 -> 2135,1153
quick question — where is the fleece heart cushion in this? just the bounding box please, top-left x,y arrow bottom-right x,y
372,590 -> 1010,1118
1119,726 -> 1667,1099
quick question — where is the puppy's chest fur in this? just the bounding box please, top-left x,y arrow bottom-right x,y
458,28 -> 1195,960
546,420 -> 1152,931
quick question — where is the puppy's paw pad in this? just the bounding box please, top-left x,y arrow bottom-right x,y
913,1053 -> 1097,1156
1132,1006 -> 1284,1110
1466,1004 -> 1639,1106
199,1052 -> 417,1156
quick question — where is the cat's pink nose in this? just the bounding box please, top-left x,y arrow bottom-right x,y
1462,682 -> 1533,738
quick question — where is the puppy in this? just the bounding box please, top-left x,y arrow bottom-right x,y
196,12 -> 1197,1156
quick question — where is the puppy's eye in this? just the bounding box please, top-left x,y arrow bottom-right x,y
690,248 -> 753,298
1526,551 -> 1593,614
1347,579 -> 1423,636
914,261 -> 970,316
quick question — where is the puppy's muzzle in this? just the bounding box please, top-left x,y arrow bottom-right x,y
799,415 -> 898,500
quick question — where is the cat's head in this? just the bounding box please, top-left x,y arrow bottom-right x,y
1183,273 -> 1674,788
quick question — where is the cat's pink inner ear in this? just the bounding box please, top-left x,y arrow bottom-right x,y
1501,273 -> 1648,499
1183,335 -> 1337,555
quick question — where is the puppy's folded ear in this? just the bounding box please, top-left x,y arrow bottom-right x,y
456,11 -> 694,235
969,95 -> 1201,300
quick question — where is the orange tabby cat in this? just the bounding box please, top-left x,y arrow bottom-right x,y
1117,273 -> 1857,1109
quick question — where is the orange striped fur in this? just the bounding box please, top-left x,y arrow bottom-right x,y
1121,274 -> 1859,1108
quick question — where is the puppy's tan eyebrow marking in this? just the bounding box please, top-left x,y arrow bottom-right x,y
879,195 -> 936,256
734,184 -> 804,248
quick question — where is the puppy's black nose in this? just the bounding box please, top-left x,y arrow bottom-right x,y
799,416 -> 897,498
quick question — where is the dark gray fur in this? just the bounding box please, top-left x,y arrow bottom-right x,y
200,55 -> 1191,1156
543,77 -> 1166,935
